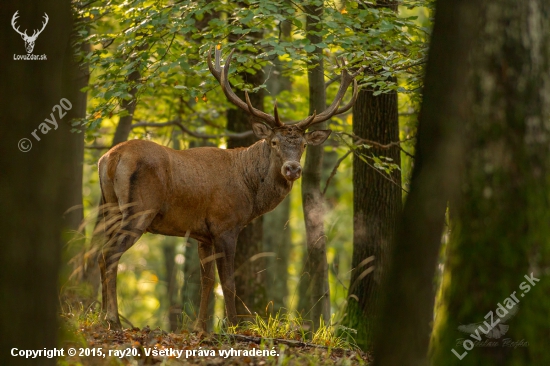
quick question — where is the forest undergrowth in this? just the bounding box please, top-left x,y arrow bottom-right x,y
58,305 -> 370,365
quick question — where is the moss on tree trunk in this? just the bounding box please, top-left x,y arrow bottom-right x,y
431,1 -> 550,364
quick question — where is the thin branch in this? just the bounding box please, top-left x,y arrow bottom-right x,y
399,146 -> 415,159
181,99 -> 226,129
322,150 -> 352,196
325,74 -> 341,88
131,120 -> 254,140
84,120 -> 255,150
337,131 -> 416,150
354,148 -> 409,194
331,133 -> 414,194
208,333 -> 356,353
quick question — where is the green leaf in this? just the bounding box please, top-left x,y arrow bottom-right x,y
304,44 -> 316,53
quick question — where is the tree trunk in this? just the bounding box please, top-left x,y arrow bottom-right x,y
162,239 -> 178,331
263,17 -> 293,314
344,83 -> 401,350
299,1 -> 331,330
431,1 -> 550,364
226,31 -> 267,320
58,16 -> 89,305
111,68 -> 140,147
263,196 -> 291,313
372,0 -> 479,364
161,130 -> 183,332
0,2 -> 74,365
178,9 -> 218,330
59,43 -> 87,232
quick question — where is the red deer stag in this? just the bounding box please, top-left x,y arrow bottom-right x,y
96,48 -> 362,330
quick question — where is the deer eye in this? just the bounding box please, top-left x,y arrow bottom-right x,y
303,143 -> 307,148
271,141 -> 277,147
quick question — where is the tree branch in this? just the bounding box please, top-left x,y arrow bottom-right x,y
131,120 -> 254,140
209,333 -> 355,353
337,131 -> 416,150
85,121 -> 255,150
322,150 -> 352,196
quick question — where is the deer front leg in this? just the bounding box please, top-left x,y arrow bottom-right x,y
214,232 -> 238,327
196,241 -> 215,332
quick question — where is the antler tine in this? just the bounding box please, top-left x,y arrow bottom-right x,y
215,46 -> 222,72
219,49 -> 254,112
244,91 -> 265,119
333,79 -> 359,115
296,66 -> 359,129
30,13 -> 49,40
209,47 -> 277,127
207,46 -> 222,82
295,110 -> 316,130
273,100 -> 284,127
39,13 -> 48,31
11,11 -> 27,37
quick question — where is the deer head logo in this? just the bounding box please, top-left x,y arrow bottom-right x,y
11,11 -> 49,54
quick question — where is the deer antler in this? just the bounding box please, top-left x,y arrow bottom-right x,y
28,13 -> 49,40
295,60 -> 364,130
207,47 -> 284,128
11,11 -> 28,38
11,11 -> 48,41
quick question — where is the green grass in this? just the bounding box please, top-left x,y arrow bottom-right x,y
234,309 -> 358,350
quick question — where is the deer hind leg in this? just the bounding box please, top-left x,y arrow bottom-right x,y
99,204 -> 157,329
196,242 -> 215,332
83,198 -> 118,301
214,232 -> 239,327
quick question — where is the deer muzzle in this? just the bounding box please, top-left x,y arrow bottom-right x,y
281,161 -> 302,181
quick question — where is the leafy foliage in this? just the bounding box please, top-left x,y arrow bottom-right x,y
73,0 -> 431,142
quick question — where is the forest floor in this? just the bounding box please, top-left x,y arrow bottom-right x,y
58,314 -> 371,365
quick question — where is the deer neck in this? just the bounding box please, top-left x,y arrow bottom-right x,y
236,140 -> 292,218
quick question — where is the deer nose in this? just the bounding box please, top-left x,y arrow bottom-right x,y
282,161 -> 302,181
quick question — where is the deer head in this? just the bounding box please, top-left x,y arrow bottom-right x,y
208,47 -> 363,182
11,11 -> 49,54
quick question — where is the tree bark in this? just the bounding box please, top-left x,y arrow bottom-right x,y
60,19 -> 90,304
111,68 -> 140,147
226,28 -> 267,320
178,9 -> 219,330
344,83 -> 401,350
0,1 -> 75,365
227,100 -> 266,319
431,1 -> 550,364
372,0 -> 479,364
162,238 -> 178,331
263,16 -> 293,314
263,196 -> 291,313
342,0 -> 401,351
298,1 -> 331,329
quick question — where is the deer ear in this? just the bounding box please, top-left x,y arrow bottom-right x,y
252,123 -> 273,139
305,129 -> 331,146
